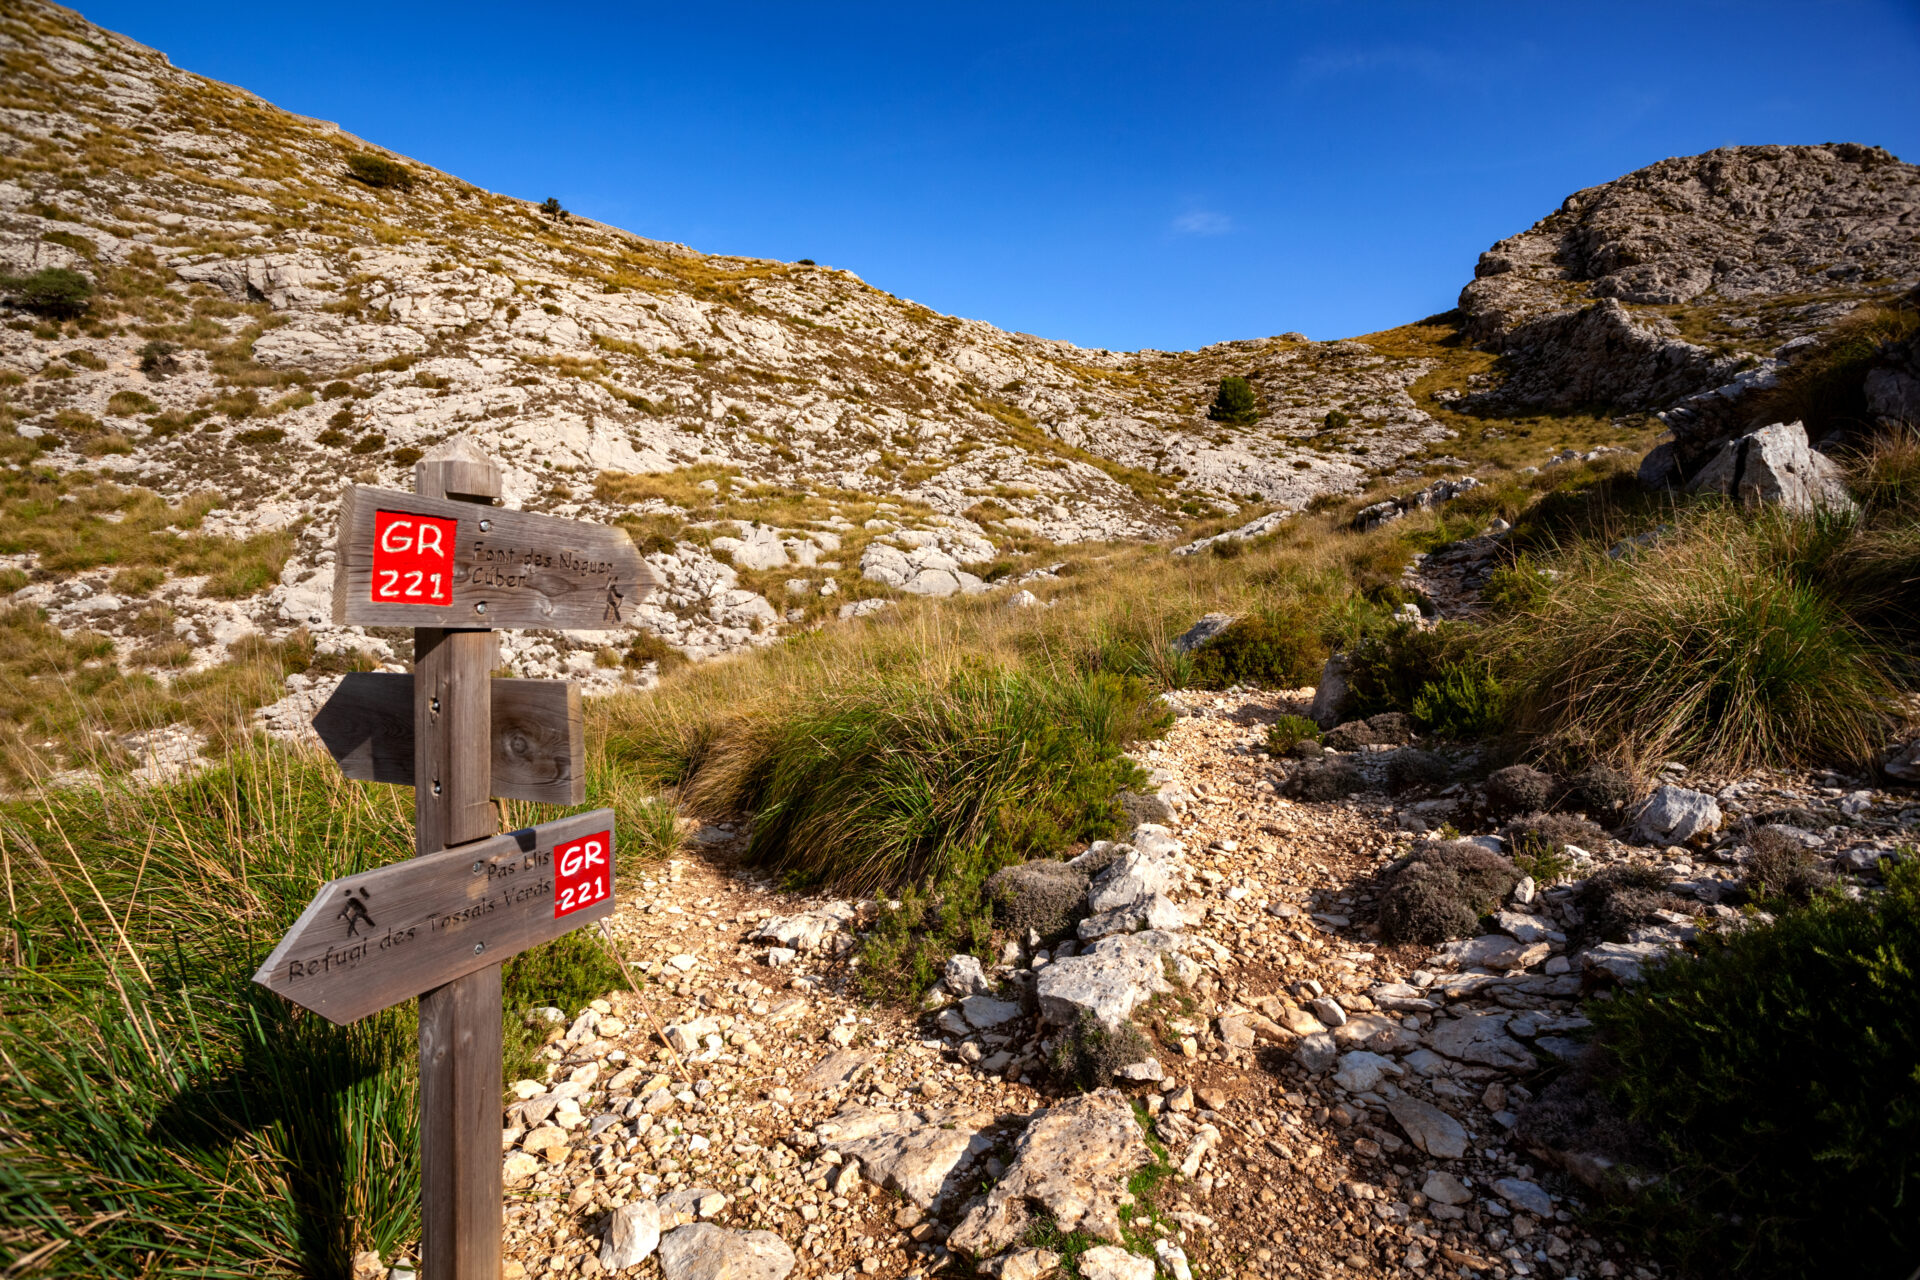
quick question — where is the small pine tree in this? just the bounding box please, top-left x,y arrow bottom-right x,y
1209,375 -> 1259,423
540,197 -> 569,221
3,267 -> 92,318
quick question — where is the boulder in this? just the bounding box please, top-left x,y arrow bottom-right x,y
948,1091 -> 1152,1257
1426,1012 -> 1535,1071
1686,421 -> 1855,514
1884,737 -> 1920,782
815,1105 -> 992,1209
1171,613 -> 1237,654
1076,893 -> 1184,941
1631,785 -> 1722,844
1493,1178 -> 1555,1217
1035,934 -> 1172,1030
997,1248 -> 1061,1280
601,1201 -> 664,1269
960,995 -> 1023,1030
1307,653 -> 1353,729
1086,848 -> 1175,914
1078,1245 -> 1156,1280
1331,1050 -> 1400,1092
751,903 -> 857,953
944,954 -> 993,998
655,1225 -> 795,1280
1386,1096 -> 1469,1159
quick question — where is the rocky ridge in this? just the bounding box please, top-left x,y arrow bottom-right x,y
1460,143 -> 1920,423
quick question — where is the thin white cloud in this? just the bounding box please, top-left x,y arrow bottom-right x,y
1172,209 -> 1232,236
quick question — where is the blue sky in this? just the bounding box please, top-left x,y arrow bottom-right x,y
82,1 -> 1920,352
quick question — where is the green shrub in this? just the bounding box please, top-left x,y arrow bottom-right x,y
858,867 -> 999,1002
500,927 -> 624,1082
234,426 -> 286,447
346,153 -> 415,191
1588,861 -> 1920,1278
540,196 -> 569,221
3,267 -> 92,318
1187,605 -> 1327,689
1050,1010 -> 1154,1091
1409,659 -> 1513,738
1322,409 -> 1350,431
1376,841 -> 1518,943
1208,376 -> 1259,424
1265,714 -> 1321,754
1742,827 -> 1832,906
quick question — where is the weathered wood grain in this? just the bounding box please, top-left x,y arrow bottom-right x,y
312,672 -> 586,805
250,809 -> 617,1024
414,440 -> 505,1280
331,484 -> 658,629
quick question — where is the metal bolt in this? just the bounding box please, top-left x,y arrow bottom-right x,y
473,942 -> 485,954
431,696 -> 441,713
475,601 -> 488,615
478,519 -> 492,532
471,861 -> 484,873
432,779 -> 442,795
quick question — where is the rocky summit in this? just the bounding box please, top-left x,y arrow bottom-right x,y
3,1 -> 1914,746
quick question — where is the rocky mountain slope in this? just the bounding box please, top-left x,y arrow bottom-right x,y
0,0 -> 1914,765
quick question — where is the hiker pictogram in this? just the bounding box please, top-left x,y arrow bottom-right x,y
337,887 -> 376,937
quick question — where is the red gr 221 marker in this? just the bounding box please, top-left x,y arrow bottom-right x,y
554,829 -> 613,918
371,509 -> 458,605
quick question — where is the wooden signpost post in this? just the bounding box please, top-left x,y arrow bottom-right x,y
255,438 -> 658,1280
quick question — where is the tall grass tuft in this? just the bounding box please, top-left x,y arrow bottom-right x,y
1,742 -> 655,1276
1506,508 -> 1898,770
628,666 -> 1163,893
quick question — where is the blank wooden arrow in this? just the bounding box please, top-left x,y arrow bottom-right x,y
253,810 -> 616,1025
313,672 -> 585,805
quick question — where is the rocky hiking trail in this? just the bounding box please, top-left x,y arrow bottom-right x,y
464,681 -> 1920,1280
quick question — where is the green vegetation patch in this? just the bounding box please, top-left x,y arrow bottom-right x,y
1585,860 -> 1920,1279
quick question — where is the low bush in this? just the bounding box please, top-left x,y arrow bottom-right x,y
987,859 -> 1090,940
1385,747 -> 1449,793
1323,711 -> 1414,750
1285,758 -> 1363,800
1265,714 -> 1321,754
1562,763 -> 1634,817
1742,827 -> 1832,906
1186,604 -> 1326,689
1051,1011 -> 1154,1091
346,153 -> 415,191
1588,860 -> 1920,1278
1572,865 -> 1692,944
1208,376 -> 1259,424
1485,763 -> 1556,816
1376,841 -> 1519,943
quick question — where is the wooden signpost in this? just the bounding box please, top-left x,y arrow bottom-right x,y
255,438 -> 658,1280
